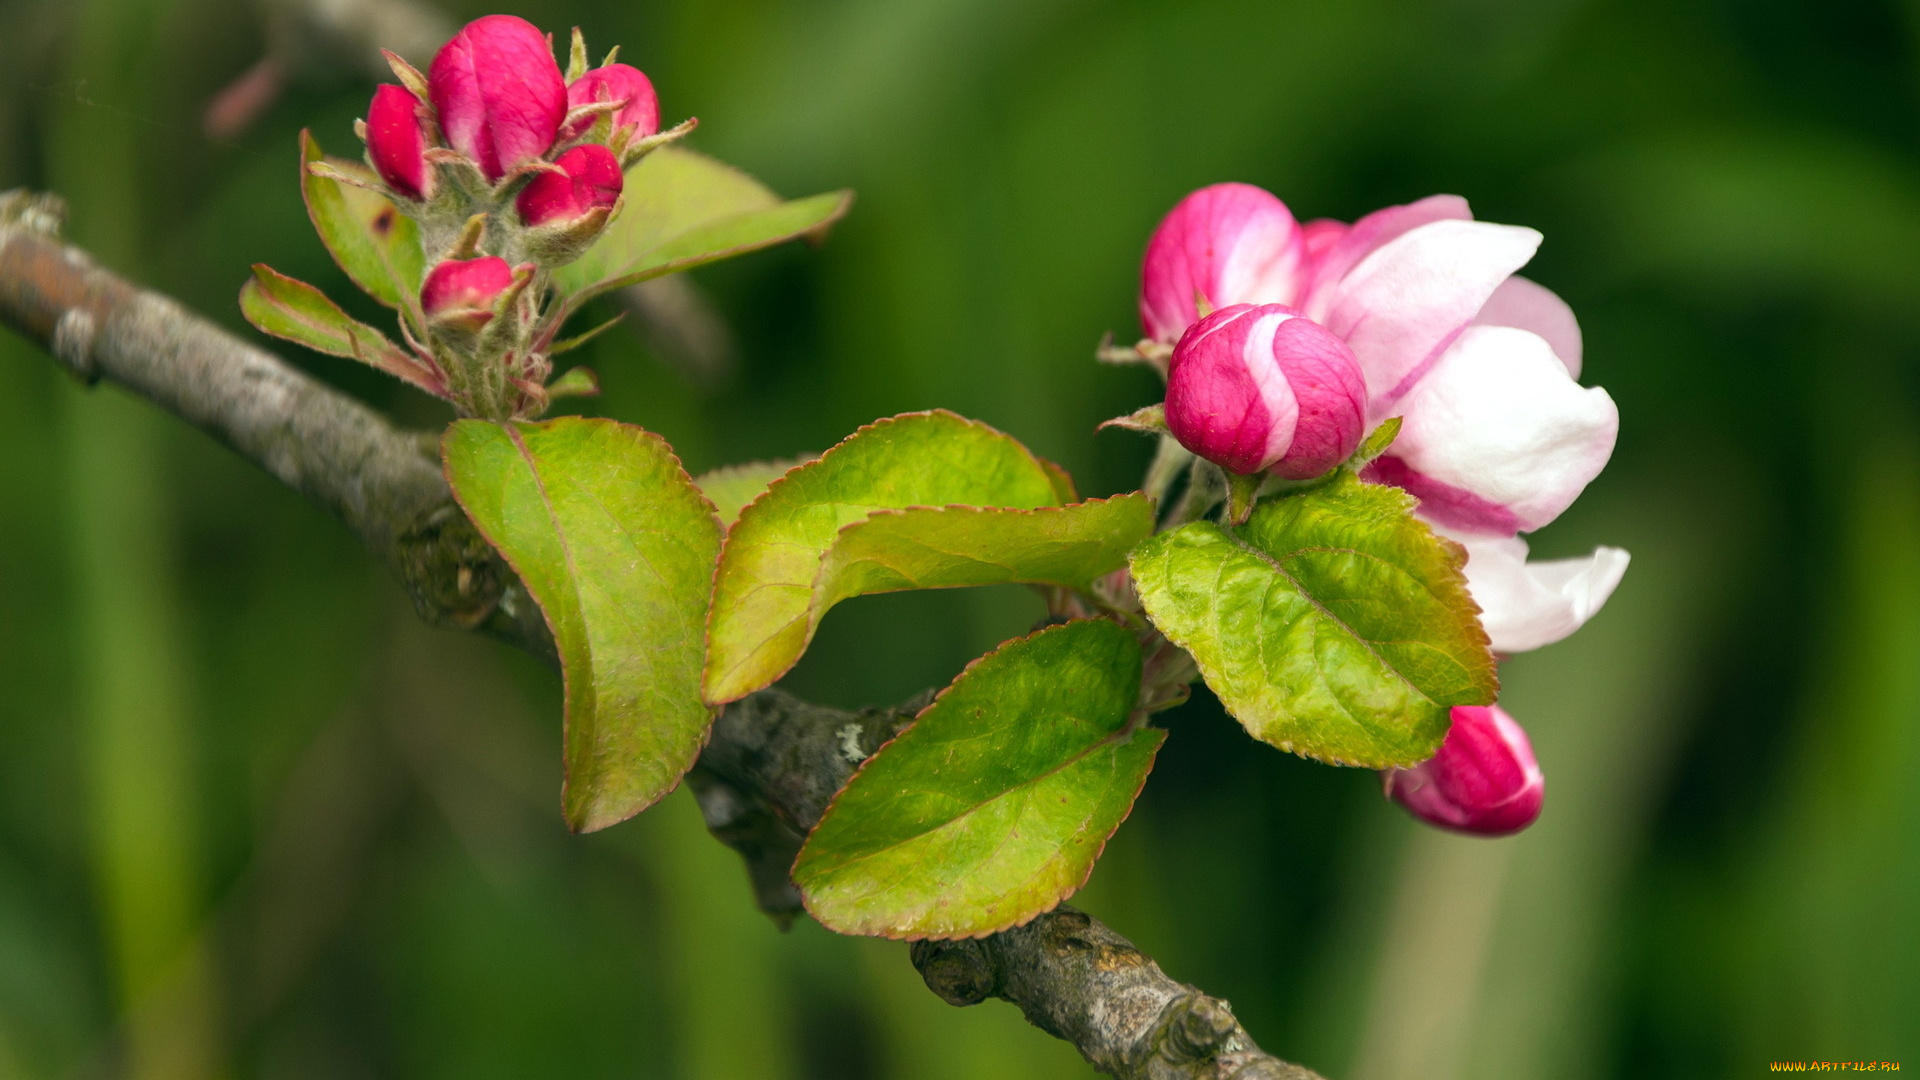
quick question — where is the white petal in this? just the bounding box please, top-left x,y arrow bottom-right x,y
1391,325 -> 1618,532
1445,532 -> 1631,653
1471,275 -> 1582,379
1310,219 -> 1541,413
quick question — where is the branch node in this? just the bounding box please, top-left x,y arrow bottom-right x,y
394,503 -> 505,630
0,190 -> 66,236
1162,993 -> 1239,1062
910,939 -> 996,1006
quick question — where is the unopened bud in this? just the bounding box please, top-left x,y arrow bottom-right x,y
1164,303 -> 1366,479
1384,705 -> 1544,836
516,144 -> 622,227
421,256 -> 514,333
428,15 -> 567,183
366,84 -> 430,201
510,144 -> 623,266
561,63 -> 660,143
1140,183 -> 1307,344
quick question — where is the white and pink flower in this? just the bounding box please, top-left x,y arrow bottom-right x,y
1141,182 -> 1626,657
1141,183 -> 1632,834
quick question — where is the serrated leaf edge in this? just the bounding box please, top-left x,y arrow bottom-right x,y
1130,493 -> 1493,769
794,619 -> 1162,940
441,417 -> 725,833
702,409 -> 1064,703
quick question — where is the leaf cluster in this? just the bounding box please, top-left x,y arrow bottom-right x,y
441,407 -> 1494,939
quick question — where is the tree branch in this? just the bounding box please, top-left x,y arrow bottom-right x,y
0,190 -> 1324,1080
698,689 -> 1324,1080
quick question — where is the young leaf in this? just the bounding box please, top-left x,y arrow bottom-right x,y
552,146 -> 853,303
1129,470 -> 1497,768
544,366 -> 600,399
694,456 -> 815,528
239,265 -> 434,390
300,131 -> 425,315
703,411 -> 1144,705
442,418 -> 723,832
794,619 -> 1161,939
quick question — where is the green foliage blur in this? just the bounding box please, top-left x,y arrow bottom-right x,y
1,0 -> 1916,1076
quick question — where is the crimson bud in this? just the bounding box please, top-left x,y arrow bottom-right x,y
428,15 -> 568,183
421,256 -> 514,332
515,143 -> 622,228
562,64 -> 660,142
366,84 -> 430,200
1384,705 -> 1545,836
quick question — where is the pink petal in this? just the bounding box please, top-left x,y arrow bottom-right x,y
1361,455 -> 1520,535
1299,217 -> 1349,262
1472,275 -> 1583,379
1441,531 -> 1630,653
1386,326 -> 1618,534
1267,316 -> 1368,479
1302,194 -> 1471,304
1312,219 -> 1542,414
1139,184 -> 1306,343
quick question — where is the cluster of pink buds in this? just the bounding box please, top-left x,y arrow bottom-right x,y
333,14 -> 683,419
1136,182 -> 1632,836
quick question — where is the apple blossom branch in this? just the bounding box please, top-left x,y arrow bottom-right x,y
0,190 -> 1323,1080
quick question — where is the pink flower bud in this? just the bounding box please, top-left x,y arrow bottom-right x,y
1384,705 -> 1544,836
421,256 -> 514,325
366,84 -> 430,200
428,15 -> 567,183
1164,303 -> 1367,479
1140,183 -> 1308,344
562,64 -> 660,142
515,143 -> 623,228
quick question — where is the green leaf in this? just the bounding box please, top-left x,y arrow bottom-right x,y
553,146 -> 853,303
239,265 -> 433,390
443,417 -> 723,832
816,496 -> 1152,608
1129,471 -> 1497,768
544,366 -> 600,399
794,619 -> 1161,939
694,457 -> 814,528
703,411 -> 1142,704
299,130 -> 425,316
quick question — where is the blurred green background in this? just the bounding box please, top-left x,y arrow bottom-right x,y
2,0 -> 1917,1076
